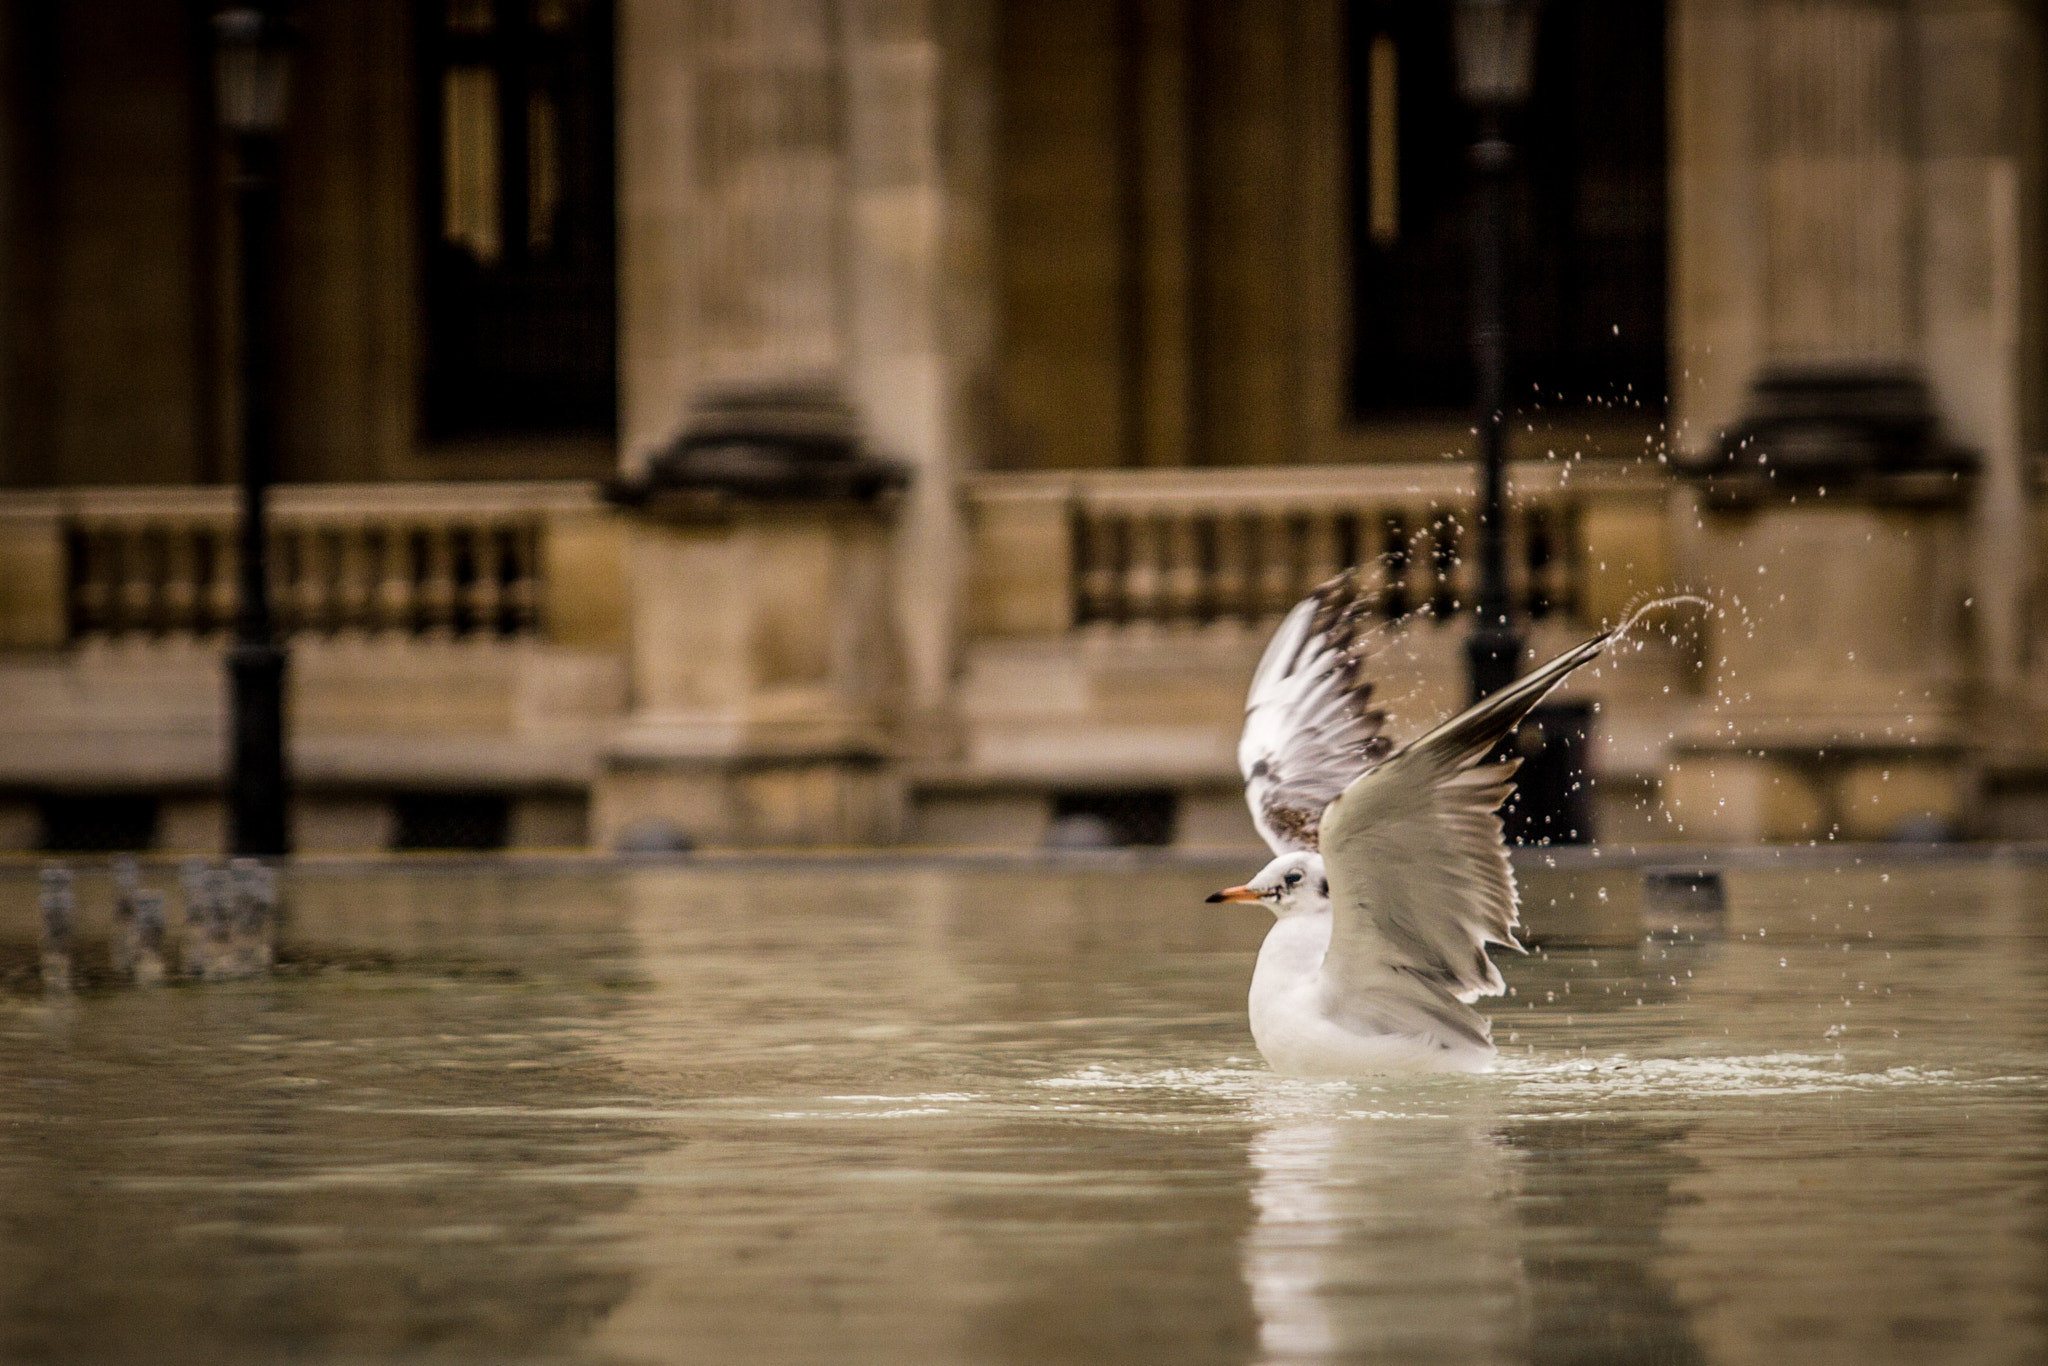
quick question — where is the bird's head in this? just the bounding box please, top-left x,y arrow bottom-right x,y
1206,850 -> 1329,918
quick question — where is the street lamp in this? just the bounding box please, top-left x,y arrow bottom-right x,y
214,7 -> 293,856
1452,0 -> 1541,703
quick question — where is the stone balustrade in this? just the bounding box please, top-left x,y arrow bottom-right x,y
0,482 -> 611,648
964,460 -> 1674,638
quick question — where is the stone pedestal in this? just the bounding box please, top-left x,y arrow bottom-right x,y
595,498 -> 904,848
1668,476 -> 1972,842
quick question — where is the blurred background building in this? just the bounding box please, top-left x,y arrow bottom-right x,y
0,0 -> 2040,852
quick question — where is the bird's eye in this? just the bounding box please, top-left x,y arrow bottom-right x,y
1284,870 -> 1302,887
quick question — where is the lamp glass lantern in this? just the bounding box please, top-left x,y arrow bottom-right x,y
1452,0 -> 1542,109
213,8 -> 291,135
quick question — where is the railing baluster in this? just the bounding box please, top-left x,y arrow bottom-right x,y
1122,511 -> 1161,625
210,521 -> 239,638
422,525 -> 457,637
1160,510 -> 1201,624
1523,506 -> 1552,619
296,524 -> 332,636
370,527 -> 403,635
1332,512 -> 1361,582
469,524 -> 503,637
316,524 -> 344,635
382,532 -> 417,638
1381,512 -> 1411,620
163,526 -> 198,636
1353,511 -> 1388,621
1215,510 -> 1250,624
1249,509 -> 1285,617
509,523 -> 540,635
1302,509 -> 1340,590
1074,506 -> 1109,627
1190,514 -> 1220,625
1429,515 -> 1459,622
68,524 -> 98,639
336,522 -> 371,635
270,523 -> 297,637
107,523 -> 128,636
1283,510 -> 1314,608
1106,514 -> 1133,625
1220,509 -> 1253,622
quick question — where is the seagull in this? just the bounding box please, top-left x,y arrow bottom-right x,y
1206,571 -> 1614,1075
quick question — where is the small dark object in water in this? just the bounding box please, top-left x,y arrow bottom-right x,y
615,819 -> 696,855
1888,814 -> 1954,844
1643,868 -> 1725,940
39,866 -> 75,992
1044,813 -> 1118,850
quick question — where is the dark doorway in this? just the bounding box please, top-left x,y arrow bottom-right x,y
1348,0 -> 1666,417
418,0 -> 616,442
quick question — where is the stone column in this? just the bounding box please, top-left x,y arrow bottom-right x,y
619,0 -> 849,468
842,1 -> 991,750
1670,0 -> 1766,450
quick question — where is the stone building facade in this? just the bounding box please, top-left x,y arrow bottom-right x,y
0,0 -> 2041,851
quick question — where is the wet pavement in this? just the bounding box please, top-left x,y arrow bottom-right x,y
2,852 -> 2045,1364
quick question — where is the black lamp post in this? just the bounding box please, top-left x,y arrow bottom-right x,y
1453,0 -> 1540,703
215,7 -> 293,856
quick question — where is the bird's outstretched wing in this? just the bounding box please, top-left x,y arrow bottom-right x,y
1238,570 -> 1395,855
1315,630 -> 1611,1032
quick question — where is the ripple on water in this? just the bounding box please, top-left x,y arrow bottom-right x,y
1499,1052 -> 2043,1101
1021,1051 -> 2046,1126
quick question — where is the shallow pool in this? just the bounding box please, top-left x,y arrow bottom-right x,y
3,852 -> 2045,1364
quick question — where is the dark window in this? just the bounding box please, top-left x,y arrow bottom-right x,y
419,0 -> 616,441
392,791 -> 511,851
1348,0 -> 1666,416
37,793 -> 161,853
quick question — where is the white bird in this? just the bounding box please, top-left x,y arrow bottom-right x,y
1207,571 -> 1614,1075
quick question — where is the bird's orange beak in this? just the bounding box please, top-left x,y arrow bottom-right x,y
1205,884 -> 1261,904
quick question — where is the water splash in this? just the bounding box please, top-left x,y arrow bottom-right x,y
1609,590 -> 1718,645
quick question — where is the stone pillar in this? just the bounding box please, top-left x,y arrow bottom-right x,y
619,0 -> 849,467
1759,3 -> 1915,368
1667,474 -> 1971,842
842,1 -> 991,748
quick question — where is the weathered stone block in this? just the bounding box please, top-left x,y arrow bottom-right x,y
1662,755 -> 1826,844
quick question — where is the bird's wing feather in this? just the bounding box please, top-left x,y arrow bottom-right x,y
1238,572 -> 1395,854
1317,630 -> 1612,1009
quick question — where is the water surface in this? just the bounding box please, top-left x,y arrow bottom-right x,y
2,854 -> 2045,1364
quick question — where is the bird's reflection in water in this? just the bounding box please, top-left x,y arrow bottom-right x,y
1244,1121 -> 1343,1361
1241,1090 -> 1526,1364
1241,1090 -> 1707,1364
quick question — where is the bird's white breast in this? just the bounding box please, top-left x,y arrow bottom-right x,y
1247,913 -> 1497,1076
